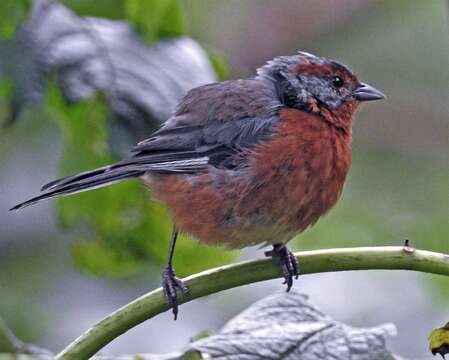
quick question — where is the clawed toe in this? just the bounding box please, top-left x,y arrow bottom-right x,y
162,266 -> 190,320
266,244 -> 300,292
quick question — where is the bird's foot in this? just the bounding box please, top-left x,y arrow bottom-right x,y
162,265 -> 189,320
265,244 -> 299,292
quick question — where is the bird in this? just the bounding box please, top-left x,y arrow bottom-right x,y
10,51 -> 385,319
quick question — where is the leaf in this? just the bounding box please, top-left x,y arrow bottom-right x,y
125,0 -> 185,43
0,0 -> 31,39
187,290 -> 398,360
7,0 -> 234,277
62,0 -> 125,20
429,322 -> 449,358
204,47 -> 230,81
12,0 -> 216,149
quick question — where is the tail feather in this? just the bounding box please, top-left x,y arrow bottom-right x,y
10,157 -> 209,211
41,165 -> 112,191
10,169 -> 143,211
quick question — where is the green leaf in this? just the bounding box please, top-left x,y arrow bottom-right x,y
429,322 -> 449,358
0,77 -> 14,126
0,0 -> 30,39
177,351 -> 202,360
125,0 -> 185,42
156,0 -> 185,39
204,47 -> 229,81
62,0 -> 125,19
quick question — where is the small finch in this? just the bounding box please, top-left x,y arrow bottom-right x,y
11,51 -> 385,319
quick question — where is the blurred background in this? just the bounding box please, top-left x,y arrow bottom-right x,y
0,0 -> 448,359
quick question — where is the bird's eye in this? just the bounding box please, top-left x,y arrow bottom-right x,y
332,76 -> 344,88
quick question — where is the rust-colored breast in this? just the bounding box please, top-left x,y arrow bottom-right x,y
147,109 -> 352,248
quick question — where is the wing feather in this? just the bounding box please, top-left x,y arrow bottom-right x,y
12,77 -> 282,210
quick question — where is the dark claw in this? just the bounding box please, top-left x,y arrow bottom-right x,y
162,265 -> 189,320
266,244 -> 299,292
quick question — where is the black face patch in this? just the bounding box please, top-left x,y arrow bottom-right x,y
257,53 -> 359,112
279,73 -> 354,111
300,74 -> 355,109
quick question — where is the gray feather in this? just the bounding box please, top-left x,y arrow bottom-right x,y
11,157 -> 209,211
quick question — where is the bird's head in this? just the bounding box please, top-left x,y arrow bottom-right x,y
258,51 -> 385,130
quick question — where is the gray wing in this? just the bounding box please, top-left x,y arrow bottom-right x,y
131,78 -> 282,169
11,78 -> 282,210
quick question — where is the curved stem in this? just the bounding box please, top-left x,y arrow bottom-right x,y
56,246 -> 449,360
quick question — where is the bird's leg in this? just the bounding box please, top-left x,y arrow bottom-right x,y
265,243 -> 299,292
161,227 -> 189,320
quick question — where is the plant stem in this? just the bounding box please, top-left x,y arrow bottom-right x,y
55,246 -> 449,360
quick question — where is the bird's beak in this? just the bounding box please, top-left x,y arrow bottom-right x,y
352,82 -> 385,101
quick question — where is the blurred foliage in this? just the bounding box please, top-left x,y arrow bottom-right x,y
62,0 -> 125,19
0,238 -> 59,345
0,0 -> 235,278
62,0 -> 186,41
311,0 -> 448,90
293,149 -> 449,302
125,0 -> 185,42
0,0 -> 30,39
61,0 -> 224,76
203,47 -> 229,81
294,151 -> 449,254
0,79 -> 13,121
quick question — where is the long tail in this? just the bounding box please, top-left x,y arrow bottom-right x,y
10,157 -> 209,211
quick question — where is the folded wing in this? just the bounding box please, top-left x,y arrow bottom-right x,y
11,78 -> 282,210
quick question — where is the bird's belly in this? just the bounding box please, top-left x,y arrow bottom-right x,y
145,159 -> 347,249
145,170 -> 291,248
146,109 -> 351,249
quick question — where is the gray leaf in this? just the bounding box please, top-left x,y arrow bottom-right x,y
11,0 -> 216,154
188,290 -> 397,360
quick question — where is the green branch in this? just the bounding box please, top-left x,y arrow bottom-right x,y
56,246 -> 449,360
